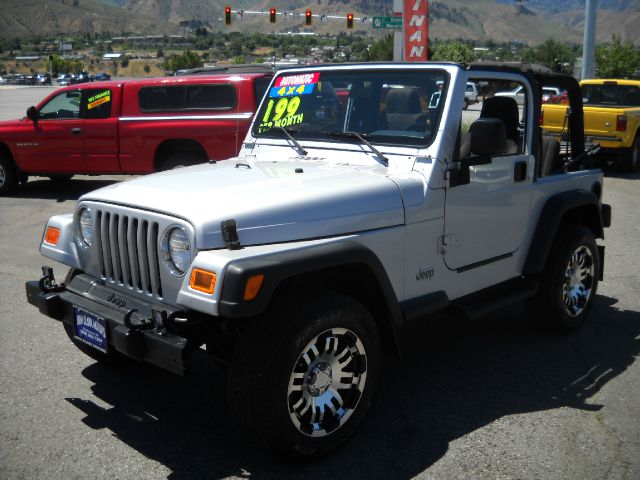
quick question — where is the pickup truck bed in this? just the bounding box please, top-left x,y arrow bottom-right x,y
542,79 -> 640,171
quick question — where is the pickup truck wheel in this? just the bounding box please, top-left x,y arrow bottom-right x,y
528,226 -> 599,332
160,153 -> 202,171
228,291 -> 380,459
463,98 -> 469,110
623,135 -> 639,172
0,155 -> 18,195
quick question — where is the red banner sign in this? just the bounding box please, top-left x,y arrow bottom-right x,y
404,0 -> 429,62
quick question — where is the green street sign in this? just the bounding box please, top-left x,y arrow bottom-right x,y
372,16 -> 403,29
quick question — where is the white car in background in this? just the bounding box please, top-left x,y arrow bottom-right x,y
496,85 -> 561,105
464,81 -> 479,109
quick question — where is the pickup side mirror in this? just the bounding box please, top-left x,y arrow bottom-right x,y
26,106 -> 38,122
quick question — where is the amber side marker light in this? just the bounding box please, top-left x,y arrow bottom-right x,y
190,268 -> 217,294
44,227 -> 61,245
244,274 -> 265,301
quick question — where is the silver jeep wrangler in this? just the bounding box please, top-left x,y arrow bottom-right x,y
27,62 -> 610,459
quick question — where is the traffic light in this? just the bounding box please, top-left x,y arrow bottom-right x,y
346,13 -> 354,29
225,6 -> 231,25
270,8 -> 276,23
305,10 -> 312,26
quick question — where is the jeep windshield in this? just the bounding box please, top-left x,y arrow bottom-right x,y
252,69 -> 449,147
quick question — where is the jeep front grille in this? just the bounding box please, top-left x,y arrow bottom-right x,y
94,210 -> 163,299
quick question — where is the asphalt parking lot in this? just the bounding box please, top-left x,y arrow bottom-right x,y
0,86 -> 639,479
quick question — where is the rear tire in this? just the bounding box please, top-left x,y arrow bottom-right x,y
159,153 -> 203,171
622,135 -> 639,172
228,290 -> 381,459
0,155 -> 18,195
528,226 -> 599,332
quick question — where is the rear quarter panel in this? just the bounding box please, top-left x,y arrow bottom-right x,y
117,77 -> 259,173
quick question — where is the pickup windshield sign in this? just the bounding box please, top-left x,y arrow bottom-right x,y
253,69 -> 449,147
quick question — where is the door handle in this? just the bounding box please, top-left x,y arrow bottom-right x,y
71,128 -> 82,135
514,161 -> 527,182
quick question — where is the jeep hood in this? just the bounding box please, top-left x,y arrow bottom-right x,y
81,159 -> 406,249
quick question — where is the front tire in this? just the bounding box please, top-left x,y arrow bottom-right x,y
228,291 -> 380,459
0,154 -> 18,195
528,226 -> 599,332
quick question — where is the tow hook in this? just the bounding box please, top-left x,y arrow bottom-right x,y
38,266 -> 64,293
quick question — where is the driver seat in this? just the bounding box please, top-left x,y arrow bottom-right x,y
385,88 -> 425,131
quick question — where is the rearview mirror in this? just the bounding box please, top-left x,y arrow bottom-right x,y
26,106 -> 37,122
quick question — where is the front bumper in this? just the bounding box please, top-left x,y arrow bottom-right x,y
25,270 -> 194,375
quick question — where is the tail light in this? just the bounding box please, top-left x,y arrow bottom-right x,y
616,115 -> 627,132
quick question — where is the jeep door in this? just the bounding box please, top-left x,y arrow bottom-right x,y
443,75 -> 534,272
14,89 -> 85,172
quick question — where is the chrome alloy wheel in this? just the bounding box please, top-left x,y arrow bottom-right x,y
287,328 -> 367,437
562,245 -> 595,318
0,163 -> 5,187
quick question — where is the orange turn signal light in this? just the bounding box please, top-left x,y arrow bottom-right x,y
189,268 -> 217,294
243,274 -> 264,301
44,227 -> 61,245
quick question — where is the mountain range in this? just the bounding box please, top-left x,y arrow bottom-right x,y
1,0 -> 638,46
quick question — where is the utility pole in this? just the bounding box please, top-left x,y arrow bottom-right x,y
393,0 -> 403,61
581,0 -> 597,79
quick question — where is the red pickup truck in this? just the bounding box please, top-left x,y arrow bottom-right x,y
0,69 -> 273,194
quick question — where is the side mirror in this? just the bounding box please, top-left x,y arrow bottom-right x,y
450,118 -> 507,187
470,117 -> 508,156
26,106 -> 38,122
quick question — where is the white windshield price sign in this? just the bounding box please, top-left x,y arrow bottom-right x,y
372,16 -> 403,29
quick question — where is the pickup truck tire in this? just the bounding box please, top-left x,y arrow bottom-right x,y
528,226 -> 599,332
463,98 -> 469,110
622,135 -> 639,172
0,155 -> 18,195
228,290 -> 380,459
160,153 -> 202,171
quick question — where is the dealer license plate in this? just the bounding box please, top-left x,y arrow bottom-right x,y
73,306 -> 107,353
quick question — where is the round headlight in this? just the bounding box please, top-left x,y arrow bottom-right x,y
76,208 -> 93,249
167,227 -> 191,275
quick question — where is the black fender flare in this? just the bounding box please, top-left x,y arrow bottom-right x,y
219,241 -> 402,320
523,189 -> 605,276
218,241 -> 405,352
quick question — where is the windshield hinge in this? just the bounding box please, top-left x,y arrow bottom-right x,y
443,170 -> 451,189
221,219 -> 241,250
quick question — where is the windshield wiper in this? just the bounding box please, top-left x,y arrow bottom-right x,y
279,127 -> 307,156
324,131 -> 389,165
